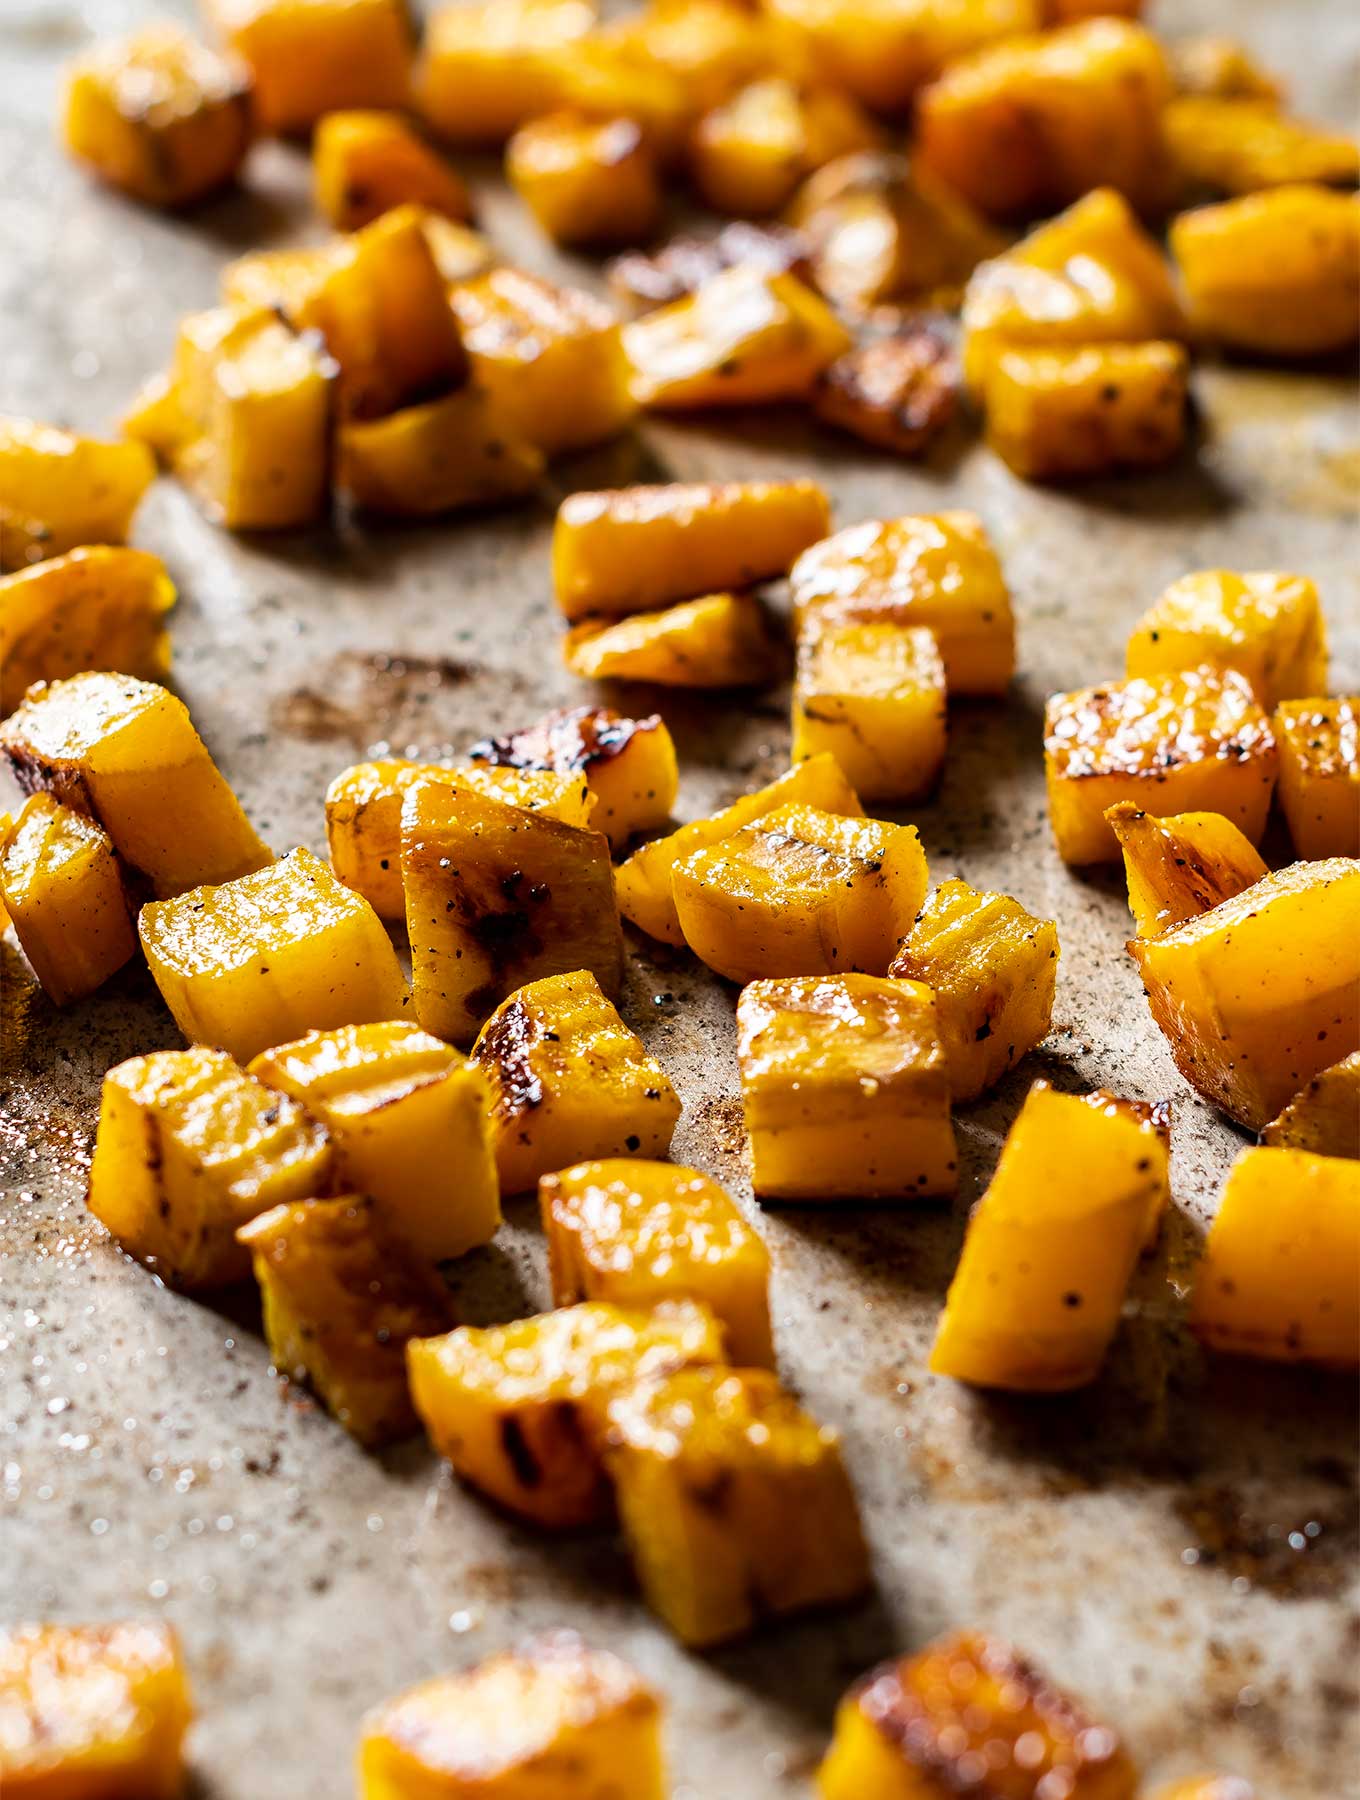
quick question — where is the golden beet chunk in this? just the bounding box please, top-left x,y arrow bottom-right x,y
88,1046 -> 334,1289
1129,858 -> 1360,1132
0,671 -> 270,896
623,266 -> 851,410
792,620 -> 946,804
313,110 -> 471,231
1082,1087 -> 1172,1250
0,1621 -> 192,1800
0,547 -> 174,716
673,802 -> 928,984
249,1022 -> 500,1260
564,593 -> 784,691
737,973 -> 956,1199
357,1631 -> 665,1800
1127,570 -> 1328,709
220,208 -> 493,316
467,704 -> 677,851
917,17 -> 1171,219
402,779 -> 623,1045
238,1195 -> 452,1446
472,969 -> 680,1194
1164,95 -> 1358,198
790,510 -> 1014,696
1273,696 -> 1359,860
336,384 -> 543,517
1169,185 -> 1360,357
207,0 -> 412,135
609,219 -> 815,314
616,752 -> 862,946
407,1298 -> 724,1525
819,1628 -> 1138,1800
931,1080 -> 1163,1389
140,846 -> 410,1064
0,796 -> 136,1007
1189,1146 -> 1359,1367
606,0 -> 805,114
508,111 -> 661,246
813,324 -> 959,456
63,23 -> 252,209
690,77 -> 878,218
554,477 -> 829,621
543,1158 -> 773,1365
415,0 -> 599,145
982,339 -> 1189,482
1043,667 -> 1276,866
1105,803 -> 1268,939
1262,1053 -> 1360,1161
889,877 -> 1058,1102
0,416 -> 154,573
604,1365 -> 869,1646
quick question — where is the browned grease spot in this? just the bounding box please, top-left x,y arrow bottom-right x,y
270,651 -> 482,745
1174,1481 -> 1359,1599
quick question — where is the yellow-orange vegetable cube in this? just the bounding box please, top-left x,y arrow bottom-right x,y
1082,1086 -> 1171,1249
62,23 -> 252,209
0,1621 -> 192,1800
207,0 -> 412,135
357,1632 -> 665,1800
554,477 -> 830,621
0,671 -> 270,896
402,779 -> 623,1045
140,846 -> 410,1064
0,796 -> 137,1006
472,969 -> 681,1194
1164,96 -> 1358,199
508,111 -> 661,246
336,384 -> 543,517
313,109 -> 471,231
1127,570 -> 1327,708
564,593 -> 784,690
604,1365 -> 869,1645
1104,802 -> 1268,939
542,1158 -> 773,1365
792,620 -> 946,803
0,415 -> 155,572
0,547 -> 174,716
889,877 -> 1058,1101
415,0 -> 598,145
607,0 -> 805,114
407,1298 -> 724,1525
238,1195 -> 452,1445
982,340 -> 1189,482
790,510 -> 1014,696
737,973 -> 956,1199
690,77 -> 878,217
1274,696 -> 1359,859
1043,668 -> 1276,865
931,1079 -> 1161,1389
1261,1052 -> 1360,1160
813,324 -> 960,456
1189,1147 -> 1359,1367
1129,858 -> 1360,1131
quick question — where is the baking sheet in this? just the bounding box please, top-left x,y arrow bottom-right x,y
2,2 -> 1358,1794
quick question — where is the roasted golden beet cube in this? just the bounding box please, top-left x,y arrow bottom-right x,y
616,751 -> 861,945
737,973 -> 956,1199
819,1629 -> 1138,1800
0,415 -> 154,573
451,267 -> 635,457
917,17 -> 1171,219
554,477 -> 830,621
0,796 -> 137,1007
1189,1147 -> 1359,1367
62,23 -> 252,209
415,0 -> 598,144
407,1298 -> 724,1525
0,671 -> 270,896
931,1080 -> 1161,1389
813,324 -> 959,457
1262,1052 -> 1360,1160
313,110 -> 472,231
790,510 -> 1014,696
564,593 -> 784,691
792,621 -> 946,804
889,877 -> 1058,1102
1164,96 -> 1358,199
1104,803 -> 1268,938
543,1159 -> 773,1365
608,219 -> 815,314
402,779 -> 623,1045
140,846 -> 410,1064
982,340 -> 1189,482
1043,668 -> 1276,866
1274,696 -> 1359,859
1129,858 -> 1360,1131
0,1621 -> 193,1800
336,384 -> 543,517
248,1022 -> 499,1261
606,0 -> 805,114
674,802 -> 928,984
238,1195 -> 452,1445
0,547 -> 174,716
1080,1086 -> 1171,1250
623,265 -> 851,410
690,77 -> 878,218
1171,36 -> 1282,103
508,111 -> 661,246
1127,570 -> 1328,709
88,1046 -> 334,1289
358,1631 -> 665,1800
472,969 -> 681,1194
604,1365 -> 868,1645
536,38 -> 692,159
207,0 -> 412,135
1170,185 -> 1360,357
467,704 -> 677,851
